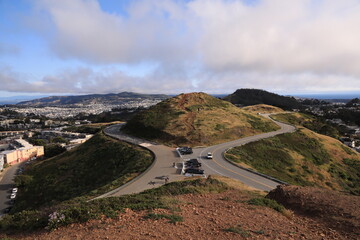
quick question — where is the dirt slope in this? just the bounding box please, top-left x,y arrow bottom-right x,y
268,185 -> 360,238
4,181 -> 356,240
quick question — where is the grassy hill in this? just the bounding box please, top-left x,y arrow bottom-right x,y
11,131 -> 153,212
224,89 -> 303,110
241,104 -> 284,114
226,127 -> 360,195
123,92 -> 280,146
271,112 -> 340,138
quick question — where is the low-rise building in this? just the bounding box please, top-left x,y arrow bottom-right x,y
0,140 -> 44,166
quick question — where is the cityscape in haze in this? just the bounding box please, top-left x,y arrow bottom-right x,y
1,0 -> 360,239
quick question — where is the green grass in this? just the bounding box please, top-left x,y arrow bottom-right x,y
0,177 -> 229,232
11,131 -> 153,213
243,113 -> 279,132
123,92 -> 279,147
225,129 -> 360,194
247,198 -> 285,213
272,113 -> 339,138
62,125 -> 102,134
224,225 -> 251,237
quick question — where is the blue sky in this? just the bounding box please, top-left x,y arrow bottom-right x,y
1,0 -> 360,97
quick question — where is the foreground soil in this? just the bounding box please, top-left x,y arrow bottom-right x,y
4,187 -> 355,240
268,185 -> 360,239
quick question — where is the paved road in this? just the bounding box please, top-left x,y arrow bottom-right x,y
98,113 -> 296,198
0,163 -> 23,216
94,125 -> 187,198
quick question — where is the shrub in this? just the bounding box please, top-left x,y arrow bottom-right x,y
224,225 -> 251,237
247,198 -> 285,213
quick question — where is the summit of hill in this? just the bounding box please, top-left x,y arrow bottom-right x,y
224,89 -> 303,110
123,92 -> 280,146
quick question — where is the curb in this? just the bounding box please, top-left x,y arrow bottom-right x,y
90,125 -> 157,200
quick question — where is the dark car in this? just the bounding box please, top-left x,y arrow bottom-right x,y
185,159 -> 201,168
178,147 -> 193,155
185,168 -> 204,174
3,207 -> 12,214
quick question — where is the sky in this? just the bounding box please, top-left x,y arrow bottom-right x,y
1,0 -> 360,97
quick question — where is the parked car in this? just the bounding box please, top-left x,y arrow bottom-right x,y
207,152 -> 213,159
3,207 -> 12,214
185,159 -> 201,168
185,168 -> 204,174
10,193 -> 16,199
12,188 -> 18,193
178,147 -> 193,155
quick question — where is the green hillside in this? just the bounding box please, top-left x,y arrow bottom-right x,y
123,92 -> 280,146
12,131 -> 153,212
271,112 -> 339,138
224,89 -> 303,110
226,128 -> 360,195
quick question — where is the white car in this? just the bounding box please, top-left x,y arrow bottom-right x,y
207,152 -> 213,159
10,193 -> 16,199
12,188 -> 18,193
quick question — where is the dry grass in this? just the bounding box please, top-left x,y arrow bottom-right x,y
211,176 -> 266,196
126,93 -> 280,147
242,104 -> 284,114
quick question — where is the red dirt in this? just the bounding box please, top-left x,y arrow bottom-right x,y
267,185 -> 360,239
4,189 -> 351,240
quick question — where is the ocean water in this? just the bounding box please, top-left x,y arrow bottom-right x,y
291,93 -> 360,99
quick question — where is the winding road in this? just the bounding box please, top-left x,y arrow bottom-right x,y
97,113 -> 296,198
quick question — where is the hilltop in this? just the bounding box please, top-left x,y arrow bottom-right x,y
17,92 -> 169,107
123,92 -> 280,146
241,104 -> 284,114
224,89 -> 303,110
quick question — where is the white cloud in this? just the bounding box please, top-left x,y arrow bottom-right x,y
3,0 -> 360,94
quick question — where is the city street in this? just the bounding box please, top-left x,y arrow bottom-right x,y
0,163 -> 22,216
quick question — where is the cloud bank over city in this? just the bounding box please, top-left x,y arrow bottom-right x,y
1,0 -> 360,95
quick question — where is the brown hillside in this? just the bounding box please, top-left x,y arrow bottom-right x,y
124,92 -> 280,146
268,185 -> 360,238
6,178 -> 351,240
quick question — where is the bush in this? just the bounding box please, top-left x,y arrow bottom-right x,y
224,225 -> 251,237
247,198 -> 285,213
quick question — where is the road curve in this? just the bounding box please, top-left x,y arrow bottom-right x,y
99,113 -> 296,198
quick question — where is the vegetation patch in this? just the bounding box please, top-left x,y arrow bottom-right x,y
226,129 -> 360,194
272,112 -> 340,138
224,225 -> 251,237
0,177 -> 229,232
247,198 -> 285,213
11,131 -> 153,213
123,92 -> 279,146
